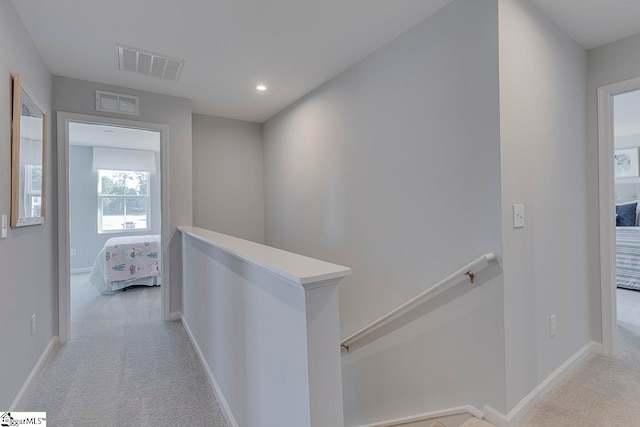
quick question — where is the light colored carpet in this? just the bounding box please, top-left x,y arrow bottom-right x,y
18,273 -> 227,426
518,288 -> 640,426
459,418 -> 495,427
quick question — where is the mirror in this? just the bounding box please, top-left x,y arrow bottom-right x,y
11,74 -> 46,227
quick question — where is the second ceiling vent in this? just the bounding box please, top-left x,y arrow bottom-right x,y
117,44 -> 184,81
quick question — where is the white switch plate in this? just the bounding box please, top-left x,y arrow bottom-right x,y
70,249 -> 77,257
1,214 -> 7,239
31,314 -> 36,336
550,314 -> 557,337
513,204 -> 525,228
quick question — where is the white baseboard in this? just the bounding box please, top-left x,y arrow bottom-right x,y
483,341 -> 598,427
590,340 -> 604,355
357,405 -> 482,427
168,311 -> 182,321
10,336 -> 58,410
70,267 -> 92,274
181,317 -> 238,427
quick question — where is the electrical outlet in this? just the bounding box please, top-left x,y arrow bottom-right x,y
70,248 -> 77,257
550,314 -> 557,337
31,314 -> 36,336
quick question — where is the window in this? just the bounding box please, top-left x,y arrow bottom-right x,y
98,170 -> 150,233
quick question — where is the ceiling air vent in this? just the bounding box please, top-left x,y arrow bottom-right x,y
96,90 -> 140,116
116,44 -> 185,81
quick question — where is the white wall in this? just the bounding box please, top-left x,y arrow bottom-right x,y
69,146 -> 162,269
0,1 -> 55,409
192,114 -> 264,243
182,232 -> 346,427
498,0 -> 590,411
264,0 -> 507,423
587,33 -> 640,342
53,76 -> 192,314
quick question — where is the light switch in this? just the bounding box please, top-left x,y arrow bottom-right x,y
513,204 -> 525,228
1,214 -> 7,239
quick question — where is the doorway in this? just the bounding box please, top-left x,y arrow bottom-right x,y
599,76 -> 640,356
58,112 -> 170,343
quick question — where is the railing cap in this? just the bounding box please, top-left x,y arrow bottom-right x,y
179,226 -> 351,289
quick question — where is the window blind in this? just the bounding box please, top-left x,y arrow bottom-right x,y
92,147 -> 157,173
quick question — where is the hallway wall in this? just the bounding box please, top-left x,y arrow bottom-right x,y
0,1 -> 55,409
192,114 -> 265,243
498,0 -> 590,412
263,0 -> 506,423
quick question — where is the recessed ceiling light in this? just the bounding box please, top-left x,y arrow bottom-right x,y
256,84 -> 267,92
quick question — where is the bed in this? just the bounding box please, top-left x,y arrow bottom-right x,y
89,235 -> 161,294
617,227 -> 640,290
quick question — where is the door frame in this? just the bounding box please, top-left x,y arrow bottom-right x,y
598,75 -> 640,356
57,111 -> 171,343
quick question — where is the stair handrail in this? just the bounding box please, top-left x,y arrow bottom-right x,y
340,253 -> 496,352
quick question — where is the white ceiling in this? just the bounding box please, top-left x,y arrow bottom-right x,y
11,0 -> 454,123
13,1 -> 640,123
531,0 -> 640,50
69,122 -> 160,152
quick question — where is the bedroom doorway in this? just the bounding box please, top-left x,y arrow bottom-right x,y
58,113 -> 170,343
613,88 -> 640,357
599,76 -> 640,357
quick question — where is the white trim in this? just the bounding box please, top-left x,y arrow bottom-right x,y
10,336 -> 58,410
481,406 -> 509,427
483,341 -> 597,427
597,75 -> 640,357
356,406 -> 482,427
168,311 -> 182,321
70,267 -> 92,275
57,112 -> 171,345
181,316 -> 239,427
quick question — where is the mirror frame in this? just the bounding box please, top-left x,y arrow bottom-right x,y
11,73 -> 47,227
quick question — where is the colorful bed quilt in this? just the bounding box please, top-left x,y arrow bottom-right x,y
106,239 -> 160,282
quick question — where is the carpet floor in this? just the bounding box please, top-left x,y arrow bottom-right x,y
18,273 -> 227,426
518,288 -> 640,426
